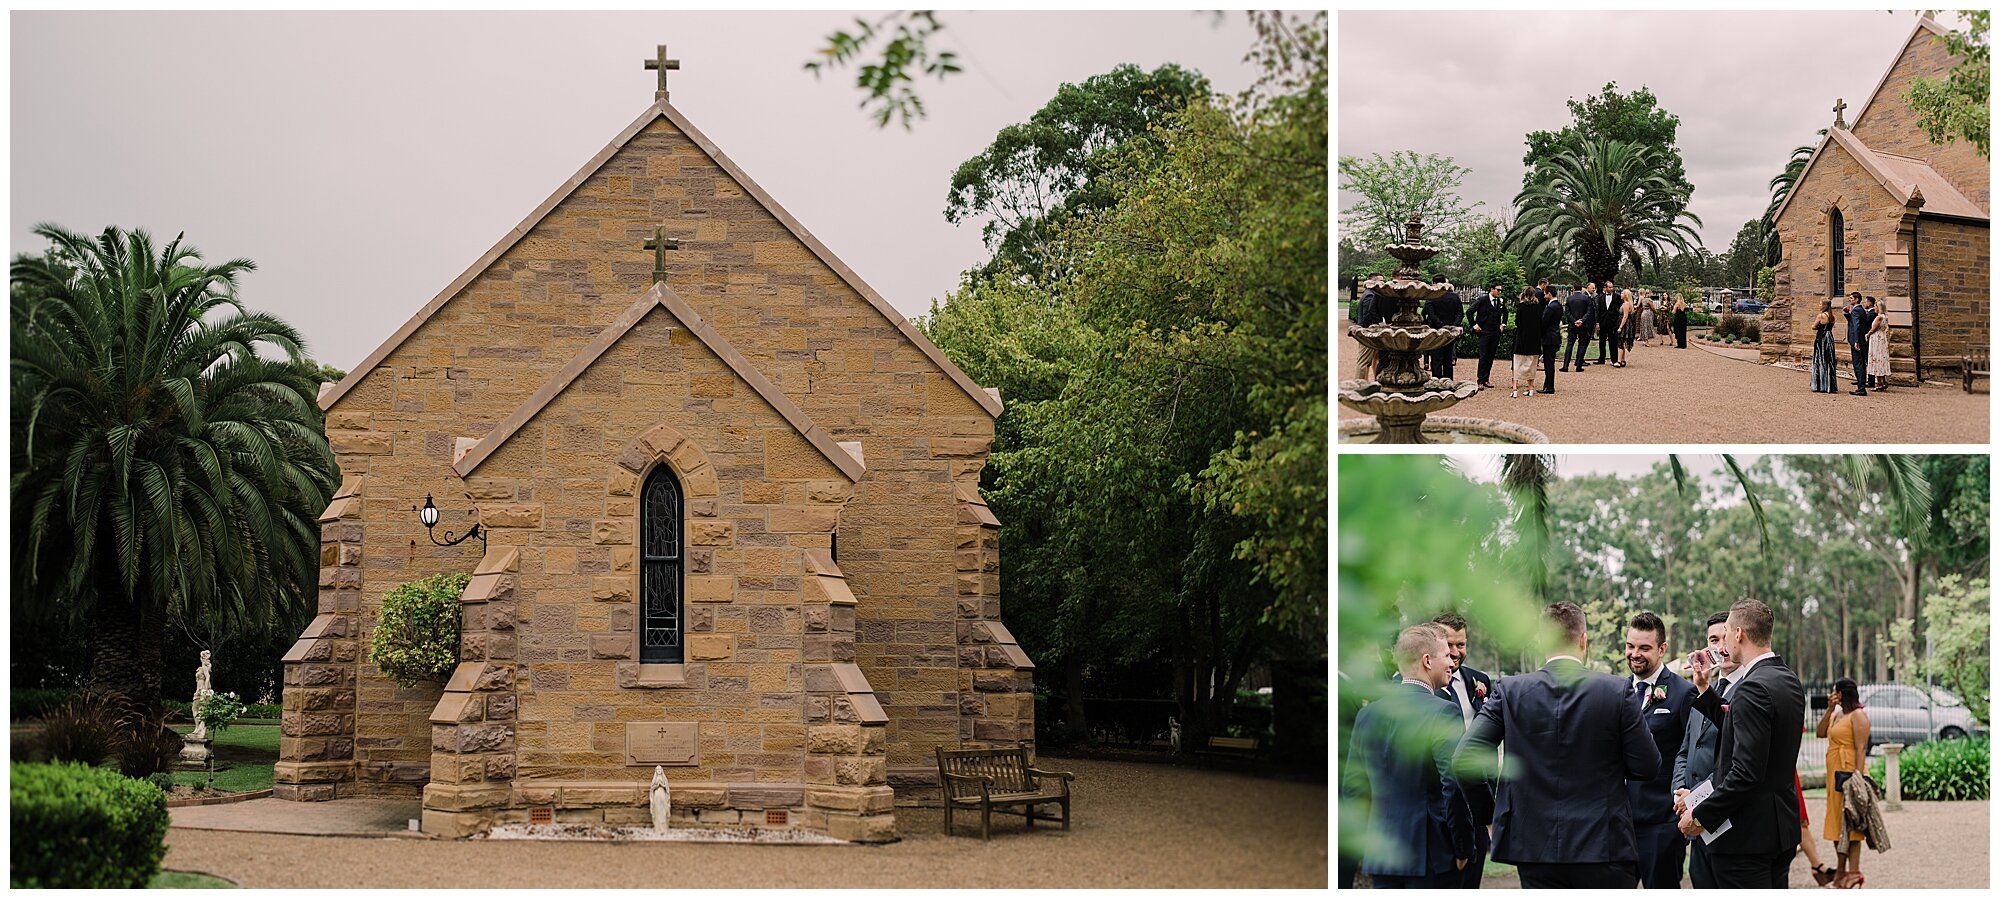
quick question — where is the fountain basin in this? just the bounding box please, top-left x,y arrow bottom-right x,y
1347,324 -> 1464,353
477,823 -> 849,844
1338,415 -> 1549,444
1336,379 -> 1479,417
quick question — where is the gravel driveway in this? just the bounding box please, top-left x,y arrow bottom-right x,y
161,756 -> 1327,888
1338,328 -> 1989,444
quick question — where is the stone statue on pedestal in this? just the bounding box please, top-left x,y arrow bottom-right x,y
181,649 -> 216,765
650,765 -> 672,831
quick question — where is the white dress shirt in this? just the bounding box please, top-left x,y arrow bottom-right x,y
1448,669 -> 1475,725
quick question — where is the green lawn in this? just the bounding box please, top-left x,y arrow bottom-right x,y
168,724 -> 278,792
150,870 -> 235,888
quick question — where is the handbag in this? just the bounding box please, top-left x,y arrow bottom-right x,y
1833,771 -> 1853,791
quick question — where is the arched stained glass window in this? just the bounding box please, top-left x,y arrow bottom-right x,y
640,466 -> 684,664
1829,208 -> 1846,297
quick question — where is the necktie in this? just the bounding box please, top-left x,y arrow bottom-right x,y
1716,676 -> 1731,699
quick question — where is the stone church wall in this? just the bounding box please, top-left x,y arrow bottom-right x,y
1850,26 -> 1989,211
1914,218 -> 1991,376
1765,142 -> 1917,382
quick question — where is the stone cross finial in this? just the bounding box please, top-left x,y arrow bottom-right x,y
644,227 -> 682,284
645,45 -> 681,101
1833,97 -> 1848,130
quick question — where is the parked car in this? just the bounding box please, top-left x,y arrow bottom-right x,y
1814,683 -> 1988,748
1732,300 -> 1768,314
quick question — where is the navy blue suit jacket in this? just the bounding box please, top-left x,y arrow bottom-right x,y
1690,656 -> 1805,857
1343,681 -> 1476,876
1623,667 -> 1697,825
1451,658 -> 1660,865
1565,291 -> 1598,330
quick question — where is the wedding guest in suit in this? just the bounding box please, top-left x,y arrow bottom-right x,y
1354,273 -> 1385,380
1431,611 -> 1493,888
1467,283 -> 1506,389
1539,288 -> 1564,394
1563,283 -> 1598,372
1596,280 -> 1622,364
1864,297 -> 1889,390
1815,677 -> 1873,888
1622,611 -> 1697,889
1680,599 -> 1806,888
1452,602 -> 1659,889
1673,611 -> 1739,889
1844,291 -> 1870,396
1425,282 -> 1466,381
1344,625 -> 1474,888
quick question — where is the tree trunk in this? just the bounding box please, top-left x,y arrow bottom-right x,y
1063,654 -> 1089,742
88,587 -> 165,714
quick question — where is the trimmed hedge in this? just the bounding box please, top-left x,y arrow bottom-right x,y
1868,735 -> 1989,801
10,688 -> 74,720
10,761 -> 169,888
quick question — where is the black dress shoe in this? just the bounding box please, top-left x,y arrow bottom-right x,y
1558,366 -> 1569,372
1537,389 -> 1554,394
1850,390 -> 1868,396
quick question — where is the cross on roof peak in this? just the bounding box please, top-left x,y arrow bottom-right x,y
645,44 -> 681,102
644,227 -> 682,284
1833,97 -> 1848,130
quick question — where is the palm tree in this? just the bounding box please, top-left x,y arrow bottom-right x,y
12,225 -> 337,708
1506,139 -> 1704,285
1761,132 -> 1825,266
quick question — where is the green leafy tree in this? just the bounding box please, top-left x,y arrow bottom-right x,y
12,225 -> 338,709
1337,150 -> 1482,249
944,63 -> 1211,281
804,11 -> 961,129
1920,575 -> 1989,722
1522,83 -> 1693,217
1506,139 -> 1704,284
1724,219 -> 1764,287
1905,10 -> 1990,158
369,572 -> 471,689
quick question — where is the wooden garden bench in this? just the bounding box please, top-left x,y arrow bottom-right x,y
1201,735 -> 1262,757
935,746 -> 1074,840
1964,351 -> 1988,393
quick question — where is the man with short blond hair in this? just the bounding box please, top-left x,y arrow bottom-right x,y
1344,624 -> 1474,888
1680,599 -> 1805,888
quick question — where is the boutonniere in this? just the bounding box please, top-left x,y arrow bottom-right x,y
1474,681 -> 1489,700
1650,685 -> 1667,704
1720,704 -> 1730,714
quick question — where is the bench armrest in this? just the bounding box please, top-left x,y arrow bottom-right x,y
1027,767 -> 1075,782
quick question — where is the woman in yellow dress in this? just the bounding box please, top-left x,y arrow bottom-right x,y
1816,677 -> 1872,889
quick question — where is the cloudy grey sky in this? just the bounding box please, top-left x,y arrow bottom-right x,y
1450,453 -> 1760,486
11,11 -> 1257,371
1338,10 -> 1947,254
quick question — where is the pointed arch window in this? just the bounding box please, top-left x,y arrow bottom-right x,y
640,466 -> 684,664
1829,208 -> 1846,296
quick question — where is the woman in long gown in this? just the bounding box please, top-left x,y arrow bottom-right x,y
1867,307 -> 1890,389
1810,299 -> 1839,393
1672,298 -> 1690,348
1815,678 -> 1872,889
1509,288 -> 1543,398
1638,295 -> 1658,345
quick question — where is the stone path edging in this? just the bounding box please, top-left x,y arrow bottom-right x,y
166,788 -> 273,809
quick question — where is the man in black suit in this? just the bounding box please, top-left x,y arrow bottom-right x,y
1621,611 -> 1698,889
1466,283 -> 1506,388
1538,289 -> 1564,394
1344,625 -> 1475,888
1425,282 -> 1465,381
1843,291 -> 1870,396
1353,273 -> 1386,380
1563,283 -> 1598,372
1673,611 -> 1740,889
1680,599 -> 1806,889
1452,602 -> 1659,889
1596,280 -> 1622,364
1430,612 -> 1493,887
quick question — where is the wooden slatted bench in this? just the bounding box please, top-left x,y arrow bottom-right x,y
935,746 -> 1075,840
1965,351 -> 1988,393
1202,735 -> 1262,756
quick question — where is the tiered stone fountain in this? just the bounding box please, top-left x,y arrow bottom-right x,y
1337,214 -> 1548,444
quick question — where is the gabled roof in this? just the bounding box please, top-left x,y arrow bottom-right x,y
453,280 -> 866,483
320,99 -> 1002,419
1849,14 -> 1953,136
1773,127 -> 1988,225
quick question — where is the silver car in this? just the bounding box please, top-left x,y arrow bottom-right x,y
1856,683 -> 1986,747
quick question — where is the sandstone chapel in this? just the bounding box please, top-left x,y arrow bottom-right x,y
274,47 -> 1033,841
1764,14 -> 1990,382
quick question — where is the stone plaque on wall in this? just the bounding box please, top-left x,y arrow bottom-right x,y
626,722 -> 700,766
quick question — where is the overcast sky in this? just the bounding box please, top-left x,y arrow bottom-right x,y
1450,453 -> 1760,486
11,11 -> 1257,371
1337,10 -> 1947,254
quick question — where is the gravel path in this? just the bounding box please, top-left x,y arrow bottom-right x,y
1476,800 -> 1986,889
160,757 -> 1327,888
1338,327 -> 1989,443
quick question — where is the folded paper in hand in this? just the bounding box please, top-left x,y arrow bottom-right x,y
1684,778 -> 1734,844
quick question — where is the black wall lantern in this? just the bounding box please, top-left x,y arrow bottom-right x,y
416,493 -> 485,552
